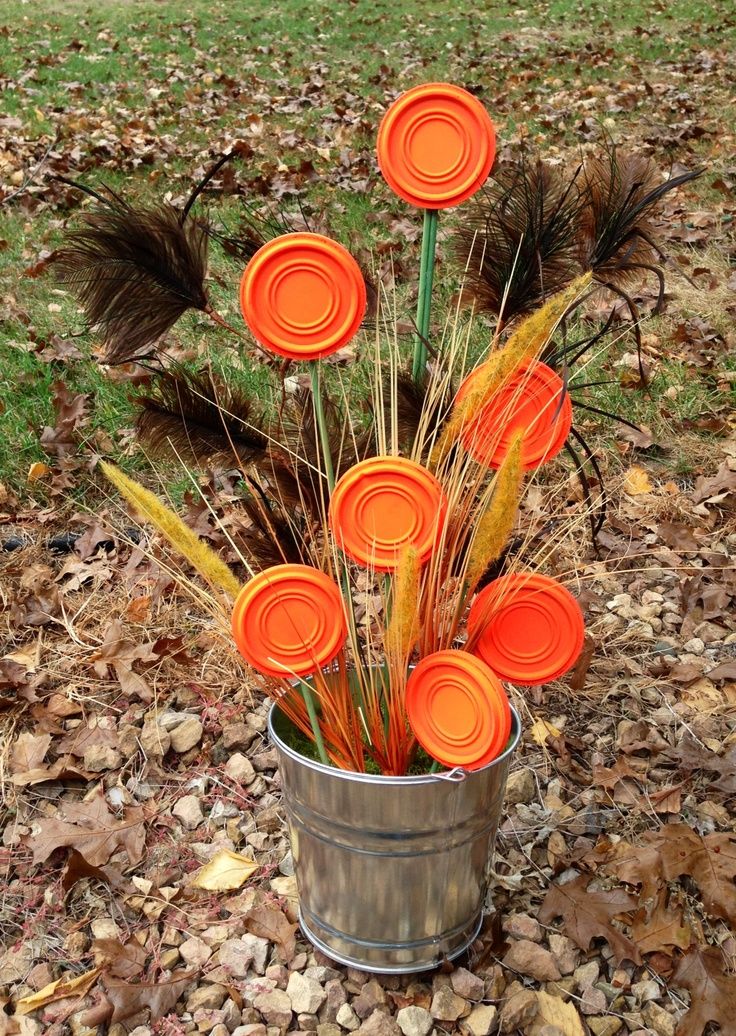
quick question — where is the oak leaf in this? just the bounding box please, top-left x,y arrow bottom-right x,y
244,904 -> 297,962
191,848 -> 258,891
30,792 -> 146,866
606,823 -> 736,925
538,874 -> 641,964
631,890 -> 694,955
16,967 -> 101,1015
101,969 -> 194,1023
671,946 -> 736,1036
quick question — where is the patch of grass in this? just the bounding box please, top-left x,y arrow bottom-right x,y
0,0 -> 732,496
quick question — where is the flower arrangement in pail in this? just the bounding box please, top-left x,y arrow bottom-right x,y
54,82 -> 701,969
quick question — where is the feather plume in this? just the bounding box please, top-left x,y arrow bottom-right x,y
454,158 -> 584,323
135,365 -> 270,468
54,193 -> 210,364
578,142 -> 703,284
100,462 -> 241,598
233,479 -> 310,568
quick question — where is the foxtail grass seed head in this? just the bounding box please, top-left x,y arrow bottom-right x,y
100,462 -> 242,599
386,547 -> 420,660
464,431 -> 524,591
431,273 -> 591,468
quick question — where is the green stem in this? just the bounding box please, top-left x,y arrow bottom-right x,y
298,678 -> 329,765
429,759 -> 442,774
309,362 -> 335,491
412,208 -> 439,384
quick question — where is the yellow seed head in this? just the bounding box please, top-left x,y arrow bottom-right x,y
464,430 -> 524,590
100,462 -> 242,599
386,547 -> 420,660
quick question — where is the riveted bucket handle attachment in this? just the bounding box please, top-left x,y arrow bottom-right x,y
432,766 -> 467,783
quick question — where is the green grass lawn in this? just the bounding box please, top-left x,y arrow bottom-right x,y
0,0 -> 733,495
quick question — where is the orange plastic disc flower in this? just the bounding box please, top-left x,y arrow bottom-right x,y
467,572 -> 584,686
377,83 -> 496,209
231,564 -> 346,677
328,456 -> 448,571
406,650 -> 511,769
239,233 -> 366,360
457,359 -> 572,469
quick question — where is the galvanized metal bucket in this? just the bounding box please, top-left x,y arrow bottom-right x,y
269,702 -> 521,973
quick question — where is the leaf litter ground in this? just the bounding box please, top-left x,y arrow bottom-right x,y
1,0 -> 736,1034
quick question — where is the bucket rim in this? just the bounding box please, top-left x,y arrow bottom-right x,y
267,700 -> 522,785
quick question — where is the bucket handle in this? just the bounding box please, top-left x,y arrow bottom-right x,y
432,766 -> 467,783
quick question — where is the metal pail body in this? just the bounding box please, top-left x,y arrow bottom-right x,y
269,703 -> 521,973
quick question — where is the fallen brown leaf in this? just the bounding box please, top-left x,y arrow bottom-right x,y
671,946 -> 736,1036
538,874 -> 642,965
29,792 -> 146,867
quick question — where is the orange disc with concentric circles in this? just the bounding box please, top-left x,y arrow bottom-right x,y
239,233 -> 366,361
468,572 -> 584,686
457,359 -> 572,469
328,456 -> 447,572
406,650 -> 511,769
377,83 -> 496,209
231,564 -> 346,678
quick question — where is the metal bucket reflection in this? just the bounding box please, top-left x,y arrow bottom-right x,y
269,702 -> 521,973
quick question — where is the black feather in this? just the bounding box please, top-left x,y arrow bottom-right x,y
54,194 -> 210,364
135,365 -> 270,467
578,141 -> 704,284
454,158 -> 584,324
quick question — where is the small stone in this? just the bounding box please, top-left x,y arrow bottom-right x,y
83,745 -> 122,771
430,986 -> 470,1022
502,913 -> 542,943
451,967 -> 485,1001
279,850 -> 294,876
587,1018 -> 623,1036
232,1028 -> 267,1036
173,794 -> 204,830
536,1028 -> 564,1036
353,980 -> 388,1019
499,989 -> 538,1033
505,768 -> 535,805
287,972 -> 328,1015
179,935 -> 212,967
357,1011 -> 401,1036
642,1002 -> 676,1036
574,961 -> 600,990
460,1004 -> 497,1036
266,964 -> 290,988
321,978 -> 348,1022
223,722 -> 259,750
318,1026 -> 344,1036
299,1013 -> 319,1030
502,940 -> 561,982
683,638 -> 704,655
252,748 -> 279,771
140,718 -> 170,757
631,979 -> 659,1003
219,936 -> 267,977
548,933 -> 578,975
210,1026 -> 230,1036
396,1006 -> 433,1036
254,989 -> 293,1029
170,716 -> 203,752
187,984 -> 228,1011
579,987 -> 607,1015
337,1004 -> 361,1031
482,965 -> 506,1000
226,752 -> 257,784
546,979 -> 575,1001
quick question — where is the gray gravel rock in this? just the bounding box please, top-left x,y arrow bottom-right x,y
187,984 -> 229,1011
499,989 -> 538,1033
451,967 -> 485,1001
356,1011 -> 401,1036
170,715 -> 203,752
460,1005 -> 497,1036
430,986 -> 470,1022
396,1006 -> 433,1036
173,794 -> 204,830
505,768 -> 535,804
254,989 -> 293,1029
287,972 -> 328,1014
352,980 -> 388,1019
336,1004 -> 361,1031
502,913 -> 542,942
642,1002 -> 676,1036
502,939 -> 561,982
